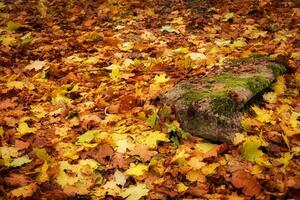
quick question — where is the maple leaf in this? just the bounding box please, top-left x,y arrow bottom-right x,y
109,68 -> 121,80
77,130 -> 99,143
196,142 -> 216,154
125,163 -> 148,177
223,12 -> 235,21
0,35 -> 16,46
37,161 -> 49,182
242,137 -> 264,162
25,60 -> 47,71
231,170 -> 261,197
120,183 -> 149,200
30,104 -> 47,119
186,170 -> 205,182
6,81 -> 25,90
33,148 -> 52,162
143,131 -> 169,148
7,21 -> 20,31
251,105 -> 273,123
201,163 -> 220,175
4,173 -> 31,187
272,76 -> 286,95
189,52 -> 207,60
153,73 -> 170,84
277,152 -> 293,169
146,113 -> 158,128
8,183 -> 37,198
128,144 -> 157,162
263,92 -> 277,103
16,121 -> 37,137
9,155 -> 32,167
114,170 -> 126,186
0,126 -> 3,138
177,183 -> 188,193
231,39 -> 247,49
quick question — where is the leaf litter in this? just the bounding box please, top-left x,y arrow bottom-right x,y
0,0 -> 299,199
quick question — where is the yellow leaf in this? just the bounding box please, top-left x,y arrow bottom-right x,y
118,42 -> 134,51
290,112 -> 299,128
177,183 -> 188,193
25,60 -> 47,71
6,81 -> 25,90
143,131 -> 169,148
8,183 -> 37,198
263,92 -> 277,103
0,126 -> 4,138
187,157 -> 205,169
252,105 -> 273,123
186,170 -> 205,182
189,52 -> 207,60
272,76 -> 286,95
201,163 -> 220,175
233,132 -> 245,145
291,52 -> 300,61
223,12 -> 235,21
16,122 -> 37,137
0,35 -> 17,46
37,161 -> 49,182
120,183 -> 149,200
153,73 -> 169,84
30,104 -> 47,119
171,149 -> 190,164
231,39 -> 247,49
195,142 -> 216,153
125,164 -> 148,177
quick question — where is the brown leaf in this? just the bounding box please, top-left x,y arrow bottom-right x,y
108,103 -> 120,114
119,95 -> 138,113
187,183 -> 208,197
15,139 -> 30,150
96,143 -> 114,165
8,183 -> 37,198
287,176 -> 300,189
4,173 -> 32,187
103,36 -> 121,47
111,153 -> 129,169
128,144 -> 157,162
0,99 -> 17,110
231,169 -> 261,197
79,111 -> 102,129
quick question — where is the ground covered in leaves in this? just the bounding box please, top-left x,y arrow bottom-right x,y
0,0 -> 300,199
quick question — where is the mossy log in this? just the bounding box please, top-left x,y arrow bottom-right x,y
161,57 -> 287,142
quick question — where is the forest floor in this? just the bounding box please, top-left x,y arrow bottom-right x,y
0,0 -> 299,199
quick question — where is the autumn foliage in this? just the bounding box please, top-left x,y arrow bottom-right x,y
0,0 -> 299,199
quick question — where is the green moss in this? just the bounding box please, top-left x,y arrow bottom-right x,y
247,76 -> 270,94
205,72 -> 249,88
267,62 -> 286,77
211,94 -> 237,115
179,90 -> 225,103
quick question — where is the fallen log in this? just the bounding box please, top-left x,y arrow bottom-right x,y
161,56 -> 287,142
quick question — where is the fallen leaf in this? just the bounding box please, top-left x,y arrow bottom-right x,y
120,183 -> 149,200
128,144 -> 157,162
4,173 -> 32,187
231,170 -> 261,197
125,163 -> 148,177
8,183 -> 37,198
